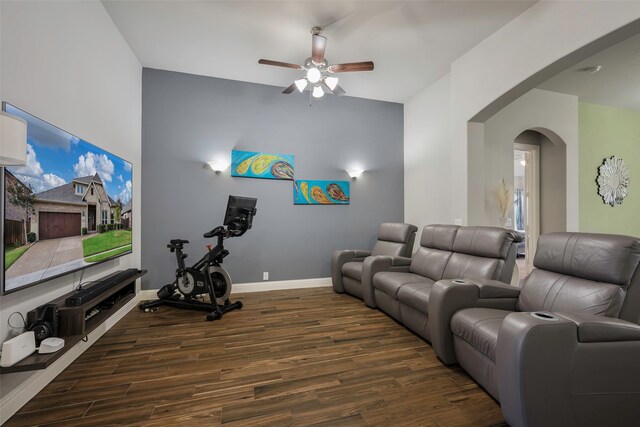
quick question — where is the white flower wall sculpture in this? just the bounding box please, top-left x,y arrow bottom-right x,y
597,156 -> 630,207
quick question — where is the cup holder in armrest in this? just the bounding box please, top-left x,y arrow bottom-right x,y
452,279 -> 468,284
530,312 -> 560,321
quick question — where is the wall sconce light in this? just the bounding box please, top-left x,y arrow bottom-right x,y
346,169 -> 364,179
0,111 -> 28,166
207,161 -> 229,174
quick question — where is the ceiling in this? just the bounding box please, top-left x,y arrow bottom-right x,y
102,0 -> 535,103
540,32 -> 640,111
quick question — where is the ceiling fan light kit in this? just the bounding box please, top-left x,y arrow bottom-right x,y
306,67 -> 322,83
312,85 -> 324,98
324,76 -> 339,91
294,78 -> 308,92
258,26 -> 374,99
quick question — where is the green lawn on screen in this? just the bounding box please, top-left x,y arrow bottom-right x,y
85,244 -> 132,263
83,230 -> 132,257
5,244 -> 30,269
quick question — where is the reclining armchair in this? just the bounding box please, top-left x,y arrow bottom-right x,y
331,223 -> 417,302
429,232 -> 640,427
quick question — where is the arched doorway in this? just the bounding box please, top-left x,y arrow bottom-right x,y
514,128 -> 567,278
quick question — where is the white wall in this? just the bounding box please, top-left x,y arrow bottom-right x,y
0,0 -> 141,419
404,74 -> 452,237
482,89 -> 578,229
448,1 -> 640,225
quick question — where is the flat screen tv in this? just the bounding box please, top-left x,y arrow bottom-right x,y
2,102 -> 133,294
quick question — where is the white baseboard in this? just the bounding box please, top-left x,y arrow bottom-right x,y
138,277 -> 332,300
2,277 -> 331,423
0,293 -> 140,425
233,277 -> 332,293
138,289 -> 158,300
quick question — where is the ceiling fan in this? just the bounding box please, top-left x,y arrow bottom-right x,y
258,26 -> 374,99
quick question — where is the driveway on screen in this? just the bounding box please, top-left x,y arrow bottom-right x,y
6,235 -> 85,279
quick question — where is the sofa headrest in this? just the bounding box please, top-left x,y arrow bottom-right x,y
419,225 -> 460,251
452,226 -> 521,259
534,232 -> 640,286
378,223 -> 418,244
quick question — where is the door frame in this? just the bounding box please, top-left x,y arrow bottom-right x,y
515,142 -> 540,274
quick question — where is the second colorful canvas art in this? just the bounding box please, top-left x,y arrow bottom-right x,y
231,150 -> 295,180
294,180 -> 350,205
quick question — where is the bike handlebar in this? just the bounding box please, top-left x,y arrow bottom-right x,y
203,226 -> 225,238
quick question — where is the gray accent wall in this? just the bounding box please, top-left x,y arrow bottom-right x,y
141,69 -> 404,289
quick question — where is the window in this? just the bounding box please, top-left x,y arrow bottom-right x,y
101,209 -> 108,225
75,184 -> 84,195
91,187 -> 94,196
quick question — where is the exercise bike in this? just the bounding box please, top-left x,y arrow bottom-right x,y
140,195 -> 257,321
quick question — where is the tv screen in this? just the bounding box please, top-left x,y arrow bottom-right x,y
2,103 -> 133,294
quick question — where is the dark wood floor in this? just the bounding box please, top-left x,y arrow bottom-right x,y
7,287 -> 505,426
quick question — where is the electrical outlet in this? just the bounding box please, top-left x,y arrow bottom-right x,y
263,272 -> 269,281
454,219 -> 463,226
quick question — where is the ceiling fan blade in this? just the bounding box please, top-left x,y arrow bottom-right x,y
259,59 -> 304,70
327,61 -> 374,73
282,83 -> 297,94
311,34 -> 327,64
332,84 -> 346,97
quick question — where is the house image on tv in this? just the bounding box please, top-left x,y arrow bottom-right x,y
121,199 -> 132,230
4,170 -> 32,246
30,173 -> 118,241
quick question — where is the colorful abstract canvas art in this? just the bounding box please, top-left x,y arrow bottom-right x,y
231,150 -> 295,180
294,180 -> 350,205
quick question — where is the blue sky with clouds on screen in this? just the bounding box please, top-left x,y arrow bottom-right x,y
5,103 -> 132,205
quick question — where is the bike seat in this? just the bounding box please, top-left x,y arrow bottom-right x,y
169,239 -> 189,245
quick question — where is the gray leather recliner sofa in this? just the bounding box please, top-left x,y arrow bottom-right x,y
429,232 -> 640,427
331,223 -> 417,301
367,224 -> 521,341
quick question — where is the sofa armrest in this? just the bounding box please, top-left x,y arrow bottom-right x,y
361,255 -> 411,308
388,255 -> 412,267
428,278 -> 520,364
497,312 -> 640,427
557,312 -> 640,343
496,312 -> 640,426
496,312 -> 578,427
352,250 -> 372,258
462,278 -> 521,298
331,249 -> 369,293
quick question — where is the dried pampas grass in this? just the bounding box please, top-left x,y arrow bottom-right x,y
494,178 -> 514,217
